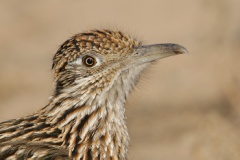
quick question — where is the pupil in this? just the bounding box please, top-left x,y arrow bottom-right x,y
86,58 -> 93,64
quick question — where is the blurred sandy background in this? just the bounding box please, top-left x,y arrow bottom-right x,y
0,0 -> 240,159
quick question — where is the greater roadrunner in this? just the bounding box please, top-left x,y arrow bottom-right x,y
0,29 -> 187,160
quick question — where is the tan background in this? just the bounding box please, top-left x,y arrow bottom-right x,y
1,0 -> 240,160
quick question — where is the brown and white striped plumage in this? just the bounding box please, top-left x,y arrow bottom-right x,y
0,29 -> 187,160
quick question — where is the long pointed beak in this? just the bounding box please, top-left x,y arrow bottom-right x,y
135,43 -> 188,64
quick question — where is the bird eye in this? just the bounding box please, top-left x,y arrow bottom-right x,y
82,55 -> 96,67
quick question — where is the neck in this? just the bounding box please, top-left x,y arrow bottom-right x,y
47,100 -> 128,159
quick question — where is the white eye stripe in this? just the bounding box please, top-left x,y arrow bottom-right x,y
71,57 -> 83,65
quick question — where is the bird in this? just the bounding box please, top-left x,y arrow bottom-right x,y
0,29 -> 187,160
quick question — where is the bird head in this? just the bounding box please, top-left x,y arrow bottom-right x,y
52,30 -> 187,105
